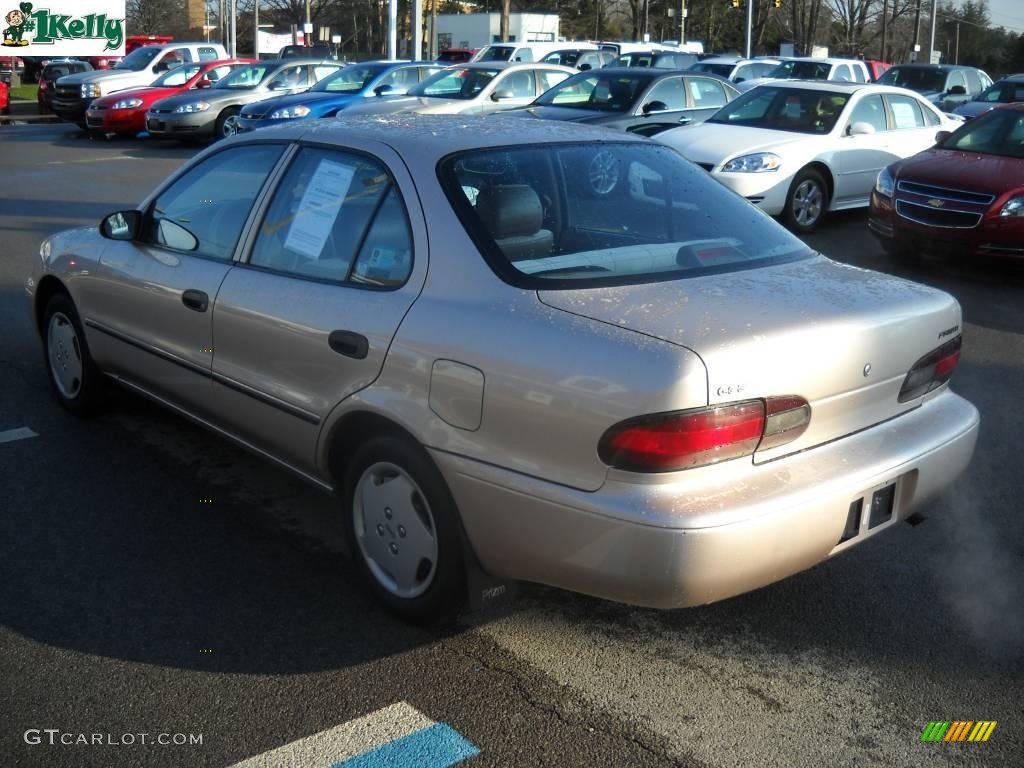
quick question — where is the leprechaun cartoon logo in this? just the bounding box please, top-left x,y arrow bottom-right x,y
2,2 -> 34,46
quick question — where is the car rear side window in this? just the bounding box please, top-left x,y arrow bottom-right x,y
198,47 -> 219,62
885,93 -> 925,129
249,148 -> 413,288
688,77 -> 727,108
441,142 -> 811,289
147,144 -> 285,261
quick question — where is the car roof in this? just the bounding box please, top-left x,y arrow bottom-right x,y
280,113 -> 651,155
887,63 -> 977,71
751,80 -> 918,96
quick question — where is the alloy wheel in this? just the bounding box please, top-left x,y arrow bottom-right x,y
792,179 -> 823,227
47,311 -> 82,399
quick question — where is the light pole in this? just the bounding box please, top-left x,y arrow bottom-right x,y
230,0 -> 237,58
387,0 -> 397,59
254,0 -> 259,59
744,0 -> 753,58
928,0 -> 938,64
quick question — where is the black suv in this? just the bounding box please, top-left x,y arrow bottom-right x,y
279,44 -> 335,60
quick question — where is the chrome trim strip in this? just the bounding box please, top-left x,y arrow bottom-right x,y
896,180 -> 995,205
895,201 -> 982,229
85,317 -> 321,426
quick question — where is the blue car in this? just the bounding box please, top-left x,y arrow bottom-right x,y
237,60 -> 444,131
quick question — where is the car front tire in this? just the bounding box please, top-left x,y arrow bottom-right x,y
342,434 -> 466,623
216,107 -> 241,139
784,167 -> 829,233
42,293 -> 105,415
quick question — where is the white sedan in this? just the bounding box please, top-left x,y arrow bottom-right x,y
657,81 -> 962,232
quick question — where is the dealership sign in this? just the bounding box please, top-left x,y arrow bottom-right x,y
2,1 -> 125,56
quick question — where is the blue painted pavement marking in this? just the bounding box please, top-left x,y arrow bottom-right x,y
331,722 -> 479,768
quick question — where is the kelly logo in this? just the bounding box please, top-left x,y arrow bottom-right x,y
921,720 -> 997,742
2,3 -> 124,51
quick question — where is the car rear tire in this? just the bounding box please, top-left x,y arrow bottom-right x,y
215,107 -> 241,139
42,293 -> 105,416
342,435 -> 466,623
784,167 -> 829,233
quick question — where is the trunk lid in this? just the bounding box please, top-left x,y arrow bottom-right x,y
539,256 -> 962,462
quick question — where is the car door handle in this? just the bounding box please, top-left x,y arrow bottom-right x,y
181,289 -> 209,313
677,115 -> 692,124
328,330 -> 369,360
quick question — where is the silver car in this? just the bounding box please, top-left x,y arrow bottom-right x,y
27,115 -> 979,620
341,62 -> 576,117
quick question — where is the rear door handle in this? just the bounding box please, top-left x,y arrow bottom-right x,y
328,330 -> 369,359
182,289 -> 209,312
677,115 -> 692,124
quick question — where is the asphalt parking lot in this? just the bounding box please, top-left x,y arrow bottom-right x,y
1,123 -> 1022,768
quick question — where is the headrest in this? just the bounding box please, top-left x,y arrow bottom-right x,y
475,185 -> 543,239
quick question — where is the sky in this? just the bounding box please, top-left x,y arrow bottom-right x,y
987,0 -> 1024,33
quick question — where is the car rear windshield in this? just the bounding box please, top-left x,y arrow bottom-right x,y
313,64 -> 386,93
706,86 -> 850,134
689,62 -> 734,78
941,108 -> 1024,158
411,67 -> 499,99
440,142 -> 811,288
477,46 -> 514,62
216,64 -> 271,89
534,72 -> 653,111
768,60 -> 832,80
114,47 -> 160,71
877,67 -> 947,93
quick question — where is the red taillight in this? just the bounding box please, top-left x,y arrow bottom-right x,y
598,395 -> 812,473
898,336 -> 962,403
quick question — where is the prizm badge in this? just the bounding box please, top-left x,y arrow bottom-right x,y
938,325 -> 960,339
927,198 -> 945,208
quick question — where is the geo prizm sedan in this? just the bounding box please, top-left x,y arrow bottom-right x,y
27,115 -> 979,620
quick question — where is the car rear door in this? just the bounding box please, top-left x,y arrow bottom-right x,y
86,144 -> 287,416
882,92 -> 939,161
208,143 -> 428,476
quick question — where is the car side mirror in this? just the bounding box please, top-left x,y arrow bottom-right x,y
642,100 -> 668,115
579,63 -> 592,71
948,85 -> 966,95
491,89 -> 514,102
99,210 -> 141,241
373,83 -> 393,96
195,78 -> 212,89
847,121 -> 876,136
734,77 -> 745,83
935,129 -> 952,144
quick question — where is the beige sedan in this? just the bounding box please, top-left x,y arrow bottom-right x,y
27,115 -> 978,620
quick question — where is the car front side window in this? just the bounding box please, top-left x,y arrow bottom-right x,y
249,148 -> 413,287
846,94 -> 887,133
146,145 -> 285,261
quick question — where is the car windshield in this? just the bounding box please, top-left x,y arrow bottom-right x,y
114,47 -> 161,71
977,80 -> 1024,103
215,64 -> 271,89
767,60 -> 832,80
441,142 -> 811,287
877,67 -> 947,92
152,63 -> 203,87
476,46 -> 514,62
706,86 -> 850,134
411,67 -> 499,99
534,72 -> 653,111
689,62 -> 734,78
940,108 -> 1024,158
313,65 -> 386,93
541,51 -> 581,67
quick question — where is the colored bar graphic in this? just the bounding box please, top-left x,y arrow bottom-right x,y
331,723 -> 479,768
921,720 -> 996,743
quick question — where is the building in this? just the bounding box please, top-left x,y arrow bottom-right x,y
434,13 -> 560,51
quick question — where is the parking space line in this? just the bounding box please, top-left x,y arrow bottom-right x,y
0,427 -> 38,444
226,702 -> 478,768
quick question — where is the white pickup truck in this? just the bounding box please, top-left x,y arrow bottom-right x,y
51,42 -> 228,127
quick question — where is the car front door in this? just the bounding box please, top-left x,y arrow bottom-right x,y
941,70 -> 970,110
835,93 -> 892,204
625,76 -> 688,136
882,92 -> 938,161
209,144 -> 427,475
475,69 -> 538,114
86,144 -> 286,415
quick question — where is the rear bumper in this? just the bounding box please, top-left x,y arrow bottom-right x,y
434,390 -> 979,609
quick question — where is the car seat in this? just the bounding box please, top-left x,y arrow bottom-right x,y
473,185 -> 553,262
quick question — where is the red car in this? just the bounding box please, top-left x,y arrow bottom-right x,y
0,79 -> 9,116
84,58 -> 254,136
869,103 -> 1024,260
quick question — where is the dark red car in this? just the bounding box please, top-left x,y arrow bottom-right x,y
0,79 -> 9,116
869,103 -> 1024,259
84,58 -> 254,136
436,48 -> 477,64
